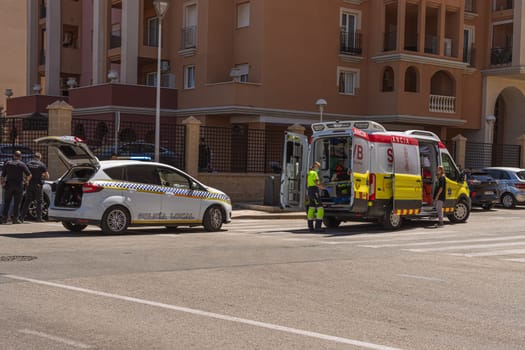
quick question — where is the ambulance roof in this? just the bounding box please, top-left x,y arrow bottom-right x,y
311,120 -> 387,134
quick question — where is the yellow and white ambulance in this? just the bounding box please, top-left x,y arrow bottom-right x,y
280,121 -> 471,229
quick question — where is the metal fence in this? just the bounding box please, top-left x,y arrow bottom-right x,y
72,118 -> 186,169
200,125 -> 288,173
0,116 -> 49,164
464,142 -> 521,169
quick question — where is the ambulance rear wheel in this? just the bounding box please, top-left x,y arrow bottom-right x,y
323,216 -> 341,228
383,207 -> 403,230
447,200 -> 470,223
62,221 -> 87,232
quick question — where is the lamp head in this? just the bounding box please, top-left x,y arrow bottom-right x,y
153,0 -> 170,18
4,89 -> 13,98
315,98 -> 327,108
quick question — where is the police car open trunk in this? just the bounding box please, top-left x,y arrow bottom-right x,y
35,136 -> 100,208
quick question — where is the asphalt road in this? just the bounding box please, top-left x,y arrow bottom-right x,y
1,207 -> 525,349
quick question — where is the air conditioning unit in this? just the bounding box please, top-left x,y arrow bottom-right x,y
229,68 -> 242,82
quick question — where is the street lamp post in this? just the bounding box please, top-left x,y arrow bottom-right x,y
315,98 -> 327,122
153,0 -> 170,162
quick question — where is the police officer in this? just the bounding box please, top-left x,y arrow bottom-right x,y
307,161 -> 325,232
1,151 -> 31,224
20,152 -> 49,222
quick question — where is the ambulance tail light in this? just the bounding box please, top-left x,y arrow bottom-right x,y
369,173 -> 376,201
82,182 -> 104,193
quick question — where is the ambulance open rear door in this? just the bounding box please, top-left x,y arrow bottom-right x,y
392,135 -> 423,215
351,128 -> 370,212
280,132 -> 308,210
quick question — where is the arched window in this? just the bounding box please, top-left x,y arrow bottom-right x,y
404,66 -> 418,92
430,70 -> 455,96
382,66 -> 394,92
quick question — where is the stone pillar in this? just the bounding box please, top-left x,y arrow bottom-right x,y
46,0 -> 62,96
417,0 -> 426,54
438,3 -> 446,56
47,101 -> 73,179
27,0 -> 39,95
92,0 -> 109,84
120,0 -> 140,84
517,135 -> 525,168
451,134 -> 467,170
396,0 -> 406,51
287,123 -> 306,135
182,116 -> 201,176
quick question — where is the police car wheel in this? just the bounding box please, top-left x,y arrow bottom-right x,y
447,200 -> 470,223
203,206 -> 223,232
62,221 -> 88,232
25,195 -> 49,221
101,205 -> 130,234
383,207 -> 403,230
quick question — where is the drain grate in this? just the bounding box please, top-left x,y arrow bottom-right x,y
0,256 -> 38,262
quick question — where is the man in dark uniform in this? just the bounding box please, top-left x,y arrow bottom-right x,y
1,151 -> 31,224
20,152 -> 49,222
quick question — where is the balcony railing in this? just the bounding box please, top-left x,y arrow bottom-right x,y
465,0 -> 476,13
384,31 -> 397,51
404,33 -> 418,51
490,47 -> 512,65
463,47 -> 475,66
181,26 -> 197,50
429,94 -> 456,113
340,31 -> 362,55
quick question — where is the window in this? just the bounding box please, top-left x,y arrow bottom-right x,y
145,72 -> 170,87
184,65 -> 196,89
103,166 -> 125,181
237,2 -> 250,28
126,165 -> 161,185
441,153 -> 460,182
404,67 -> 418,92
340,10 -> 361,54
158,167 -> 191,189
337,68 -> 359,95
147,17 -> 159,47
235,63 -> 249,82
183,3 -> 197,49
382,66 -> 394,92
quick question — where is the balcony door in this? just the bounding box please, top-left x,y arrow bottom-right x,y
341,12 -> 357,50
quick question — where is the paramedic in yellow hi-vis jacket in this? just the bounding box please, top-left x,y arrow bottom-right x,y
307,161 -> 325,232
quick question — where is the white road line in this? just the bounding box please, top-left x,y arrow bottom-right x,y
407,241 -> 525,253
361,235 -> 525,248
457,249 -> 525,258
503,258 -> 525,262
397,274 -> 445,282
18,329 -> 92,349
6,274 -> 402,350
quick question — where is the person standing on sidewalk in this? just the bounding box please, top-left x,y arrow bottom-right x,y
433,165 -> 446,227
20,152 -> 49,222
307,161 -> 325,232
1,151 -> 31,224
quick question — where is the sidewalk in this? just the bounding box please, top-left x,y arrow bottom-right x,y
232,203 -> 306,220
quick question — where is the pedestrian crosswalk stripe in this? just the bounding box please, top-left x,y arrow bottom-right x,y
407,241 -> 525,252
504,258 -> 525,262
361,235 -> 525,248
457,249 -> 525,258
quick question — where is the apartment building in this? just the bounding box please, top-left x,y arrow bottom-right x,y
16,0 -> 525,148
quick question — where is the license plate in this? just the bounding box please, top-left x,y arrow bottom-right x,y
485,191 -> 494,195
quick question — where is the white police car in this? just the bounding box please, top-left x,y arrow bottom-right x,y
36,136 -> 232,233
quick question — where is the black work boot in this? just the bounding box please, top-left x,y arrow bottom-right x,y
307,220 -> 314,232
315,220 -> 324,233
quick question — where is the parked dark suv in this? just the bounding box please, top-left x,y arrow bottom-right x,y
465,170 -> 499,210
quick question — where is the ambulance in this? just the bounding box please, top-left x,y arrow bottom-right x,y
280,121 -> 471,230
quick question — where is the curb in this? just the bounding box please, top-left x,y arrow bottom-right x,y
233,213 -> 306,220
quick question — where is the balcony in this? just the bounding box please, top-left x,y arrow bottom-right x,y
490,47 -> 512,66
493,0 -> 513,11
340,31 -> 362,55
429,95 -> 456,114
424,35 -> 439,55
